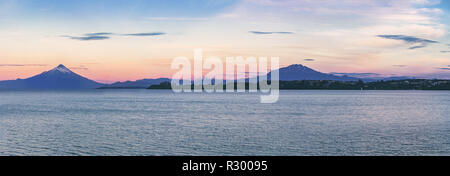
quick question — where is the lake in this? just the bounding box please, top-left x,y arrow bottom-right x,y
1,90 -> 449,156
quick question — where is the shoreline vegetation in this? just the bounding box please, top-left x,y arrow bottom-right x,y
147,79 -> 450,90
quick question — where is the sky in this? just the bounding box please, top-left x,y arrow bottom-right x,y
0,0 -> 449,83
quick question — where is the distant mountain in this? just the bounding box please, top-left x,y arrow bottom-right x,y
0,64 -> 104,89
372,76 -> 416,82
100,78 -> 170,89
329,72 -> 416,82
268,64 -> 359,81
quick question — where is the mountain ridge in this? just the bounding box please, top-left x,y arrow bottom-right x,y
0,64 -> 443,90
99,78 -> 170,89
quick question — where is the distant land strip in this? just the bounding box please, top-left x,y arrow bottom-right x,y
148,79 -> 450,90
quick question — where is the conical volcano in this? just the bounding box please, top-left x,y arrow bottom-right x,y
268,64 -> 359,81
0,64 -> 104,89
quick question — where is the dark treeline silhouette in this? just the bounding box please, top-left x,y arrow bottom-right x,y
148,79 -> 450,90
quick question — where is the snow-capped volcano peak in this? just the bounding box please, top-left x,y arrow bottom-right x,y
284,64 -> 311,71
49,64 -> 72,73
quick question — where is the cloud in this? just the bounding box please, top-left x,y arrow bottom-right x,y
249,31 -> 294,35
377,35 -> 438,49
147,17 -> 209,21
67,35 -> 111,41
304,59 -> 315,61
62,32 -> 165,41
61,32 -> 113,41
441,51 -> 450,53
85,32 -> 114,36
377,35 -> 438,44
123,32 -> 165,36
408,45 -> 426,50
245,0 -> 442,7
80,62 -> 101,65
0,64 -> 48,67
69,66 -> 88,70
393,65 -> 408,67
437,67 -> 450,70
241,71 -> 267,76
330,72 -> 380,77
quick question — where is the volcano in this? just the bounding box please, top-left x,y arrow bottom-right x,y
268,64 -> 359,81
0,64 -> 104,89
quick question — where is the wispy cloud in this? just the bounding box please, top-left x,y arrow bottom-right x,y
0,64 -> 48,67
408,45 -> 426,50
304,59 -> 315,61
80,62 -> 101,65
63,32 -> 165,41
123,32 -> 165,36
330,72 -> 380,77
441,51 -> 450,53
437,67 -> 450,70
393,65 -> 408,67
147,17 -> 208,21
377,35 -> 438,49
69,66 -> 88,70
249,31 -> 294,35
85,32 -> 114,36
64,35 -> 111,41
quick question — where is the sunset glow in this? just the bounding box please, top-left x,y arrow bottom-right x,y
1,0 -> 449,83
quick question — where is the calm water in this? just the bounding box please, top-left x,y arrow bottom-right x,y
0,90 -> 449,156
